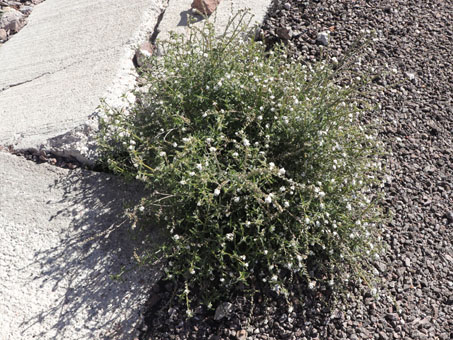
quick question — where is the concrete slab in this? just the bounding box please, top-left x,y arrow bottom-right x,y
0,0 -> 166,154
157,0 -> 273,43
0,151 -> 160,340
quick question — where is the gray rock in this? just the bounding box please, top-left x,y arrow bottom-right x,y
19,5 -> 34,15
406,72 -> 416,80
0,8 -> 24,33
214,302 -> 233,320
316,31 -> 329,46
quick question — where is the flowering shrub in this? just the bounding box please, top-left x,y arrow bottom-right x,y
98,14 -> 383,311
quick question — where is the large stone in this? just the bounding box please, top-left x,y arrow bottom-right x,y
191,0 -> 221,16
134,40 -> 154,68
0,7 -> 24,33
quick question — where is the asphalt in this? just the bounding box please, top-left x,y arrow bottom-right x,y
0,0 -> 272,339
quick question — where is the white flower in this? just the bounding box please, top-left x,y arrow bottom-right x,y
189,171 -> 195,176
265,194 -> 273,204
319,191 -> 326,198
196,163 -> 203,171
320,203 -> 325,209
180,180 -> 186,185
159,151 -> 166,157
257,115 -> 263,120
220,277 -> 225,283
346,203 -> 352,211
269,162 -> 275,170
130,140 -> 136,145
214,188 -> 221,196
190,268 -> 195,275
172,142 -> 178,147
279,186 -> 286,192
278,168 -> 286,176
305,217 -> 310,224
233,197 -> 240,203
232,152 -> 239,157
264,250 -> 268,255
209,147 -> 216,152
139,206 -> 145,212
173,234 -> 180,241
243,139 -> 250,147
226,233 -> 234,241
308,281 -> 316,290
284,201 -> 290,208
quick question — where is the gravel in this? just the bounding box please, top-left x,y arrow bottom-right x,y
0,0 -> 45,43
139,0 -> 453,339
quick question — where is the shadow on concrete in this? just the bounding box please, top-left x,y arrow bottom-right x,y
19,169 -> 161,340
177,10 -> 204,27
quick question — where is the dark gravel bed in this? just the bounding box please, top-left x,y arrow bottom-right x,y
140,1 -> 453,339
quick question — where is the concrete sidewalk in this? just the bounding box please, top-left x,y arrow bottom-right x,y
0,0 -> 165,155
0,151 -> 160,340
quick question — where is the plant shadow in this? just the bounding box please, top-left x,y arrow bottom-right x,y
19,168 -> 161,340
178,10 -> 204,27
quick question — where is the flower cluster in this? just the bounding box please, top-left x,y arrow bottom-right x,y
98,13 -> 383,309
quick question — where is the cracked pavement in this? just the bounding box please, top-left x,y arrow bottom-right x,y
0,0 -> 166,152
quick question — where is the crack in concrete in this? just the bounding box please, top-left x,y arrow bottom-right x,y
0,71 -> 52,93
1,145 -> 106,172
1,2 -> 171,173
0,59 -> 83,94
150,2 -> 168,45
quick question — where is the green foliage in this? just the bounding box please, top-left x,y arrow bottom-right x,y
98,13 -> 383,312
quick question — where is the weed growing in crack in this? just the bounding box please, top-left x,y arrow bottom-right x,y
98,12 -> 384,313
